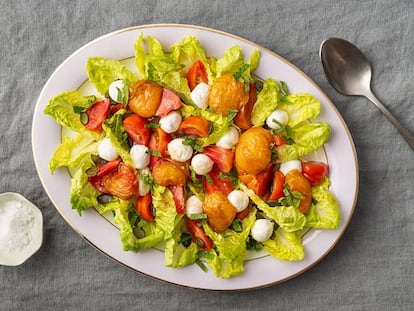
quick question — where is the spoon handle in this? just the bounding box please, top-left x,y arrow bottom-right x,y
365,90 -> 414,150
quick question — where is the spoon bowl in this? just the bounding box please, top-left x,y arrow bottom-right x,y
320,37 -> 414,150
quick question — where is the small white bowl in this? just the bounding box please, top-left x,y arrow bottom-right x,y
0,192 -> 43,266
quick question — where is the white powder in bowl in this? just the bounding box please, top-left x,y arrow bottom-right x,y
0,200 -> 35,253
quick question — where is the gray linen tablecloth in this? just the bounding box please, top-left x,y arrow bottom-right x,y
1,0 -> 413,310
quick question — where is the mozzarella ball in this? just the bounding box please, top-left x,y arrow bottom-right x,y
227,190 -> 249,213
190,82 -> 210,109
138,168 -> 151,196
191,154 -> 214,175
279,159 -> 302,175
251,219 -> 274,242
130,144 -> 150,169
159,111 -> 182,134
266,109 -> 289,130
216,126 -> 240,149
108,80 -> 126,103
185,195 -> 204,216
98,138 -> 119,161
167,138 -> 193,162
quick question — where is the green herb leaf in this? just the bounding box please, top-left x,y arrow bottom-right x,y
233,63 -> 251,81
144,123 -> 160,129
280,81 -> 290,96
230,219 -> 243,233
188,213 -> 207,220
226,109 -> 238,122
279,183 -> 304,208
178,232 -> 192,248
116,87 -> 123,103
205,173 -> 213,186
242,76 -> 250,93
280,96 -> 289,104
197,250 -> 214,260
183,136 -> 204,152
246,235 -> 263,251
129,211 -> 139,228
195,258 -> 209,273
122,80 -> 129,105
146,149 -> 162,157
73,106 -> 86,114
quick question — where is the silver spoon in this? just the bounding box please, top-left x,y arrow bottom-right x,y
319,37 -> 414,150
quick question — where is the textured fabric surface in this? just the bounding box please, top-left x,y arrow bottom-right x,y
1,0 -> 413,310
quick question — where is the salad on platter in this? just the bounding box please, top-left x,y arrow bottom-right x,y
44,34 -> 340,278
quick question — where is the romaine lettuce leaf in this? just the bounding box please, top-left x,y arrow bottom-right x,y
169,35 -> 211,77
69,159 -> 100,215
102,109 -> 134,167
134,34 -> 192,104
44,91 -> 96,132
277,122 -> 331,162
215,46 -> 244,78
263,227 -> 304,261
278,94 -> 321,128
134,33 -> 146,75
152,185 -> 183,240
248,48 -> 260,72
240,184 -> 306,232
107,199 -> 164,252
251,78 -> 281,126
49,132 -> 99,173
203,209 -> 256,278
164,221 -> 199,268
306,177 -> 340,229
86,56 -> 138,95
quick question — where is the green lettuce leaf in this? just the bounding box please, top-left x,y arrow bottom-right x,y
277,122 -> 331,162
164,220 -> 198,268
306,177 -> 340,229
248,48 -> 260,72
86,56 -> 138,95
169,35 -> 212,79
240,184 -> 306,232
106,200 -> 164,252
251,78 -> 281,126
134,34 -> 192,104
180,104 -> 232,147
134,33 -> 146,75
203,209 -> 256,278
215,46 -> 244,78
101,109 -> 134,167
152,185 -> 183,240
263,227 -> 304,261
278,94 -> 321,128
44,91 -> 96,132
69,159 -> 100,215
49,132 -> 99,173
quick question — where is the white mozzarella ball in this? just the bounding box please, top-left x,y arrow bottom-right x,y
227,190 -> 249,213
108,80 -> 126,103
185,195 -> 204,216
98,138 -> 119,161
266,109 -> 289,130
138,168 -> 151,196
167,138 -> 193,162
159,111 -> 182,134
190,82 -> 210,109
279,159 -> 302,175
130,144 -> 150,169
251,219 -> 274,242
216,126 -> 240,149
191,154 -> 214,175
